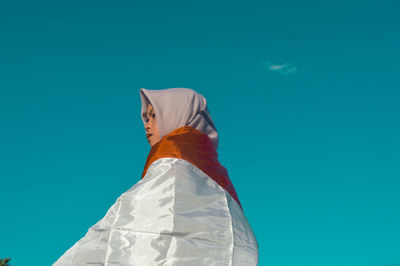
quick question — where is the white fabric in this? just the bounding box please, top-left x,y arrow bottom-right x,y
140,88 -> 219,150
54,158 -> 258,266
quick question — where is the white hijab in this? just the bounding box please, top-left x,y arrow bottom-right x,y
140,88 -> 219,150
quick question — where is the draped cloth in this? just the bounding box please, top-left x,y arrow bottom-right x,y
53,127 -> 259,265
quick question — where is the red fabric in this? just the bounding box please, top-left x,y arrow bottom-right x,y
142,126 -> 241,208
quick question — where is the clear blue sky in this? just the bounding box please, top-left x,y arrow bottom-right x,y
1,0 -> 399,265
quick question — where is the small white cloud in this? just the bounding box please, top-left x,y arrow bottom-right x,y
262,61 -> 298,75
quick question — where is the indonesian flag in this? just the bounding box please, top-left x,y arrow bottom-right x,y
53,126 -> 258,265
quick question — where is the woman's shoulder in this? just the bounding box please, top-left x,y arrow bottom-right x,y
142,126 -> 241,208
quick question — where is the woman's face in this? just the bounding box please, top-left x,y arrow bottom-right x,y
145,104 -> 161,147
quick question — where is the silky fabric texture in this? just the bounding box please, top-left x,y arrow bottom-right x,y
140,88 -> 219,150
53,158 -> 259,266
142,126 -> 241,207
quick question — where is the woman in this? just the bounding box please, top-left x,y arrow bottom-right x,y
54,88 -> 258,265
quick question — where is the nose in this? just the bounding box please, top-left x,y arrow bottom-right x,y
145,121 -> 151,132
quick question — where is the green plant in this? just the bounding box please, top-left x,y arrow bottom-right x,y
0,258 -> 12,266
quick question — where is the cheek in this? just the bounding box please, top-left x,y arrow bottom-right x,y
153,120 -> 159,133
